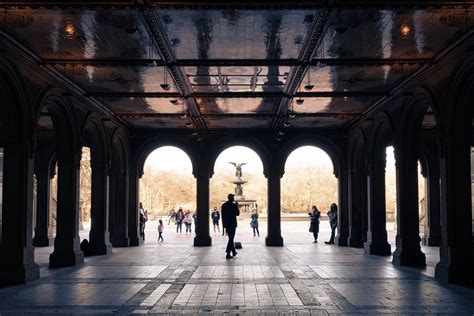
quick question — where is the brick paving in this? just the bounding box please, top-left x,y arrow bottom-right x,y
0,221 -> 473,315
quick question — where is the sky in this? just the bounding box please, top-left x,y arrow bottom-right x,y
144,145 -> 340,175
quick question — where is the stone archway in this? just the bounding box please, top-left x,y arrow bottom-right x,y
0,59 -> 39,284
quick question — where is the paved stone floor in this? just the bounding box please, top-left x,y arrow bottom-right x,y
0,221 -> 473,315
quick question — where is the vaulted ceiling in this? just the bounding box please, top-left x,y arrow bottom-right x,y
1,1 -> 473,132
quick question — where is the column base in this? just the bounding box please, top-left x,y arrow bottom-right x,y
421,235 -> 440,247
33,236 -> 55,247
49,250 -> 84,267
435,259 -> 474,286
348,236 -> 364,248
392,247 -> 426,267
265,235 -> 284,247
335,235 -> 349,247
111,235 -> 130,247
364,241 -> 391,256
0,262 -> 40,285
85,242 -> 113,256
194,235 -> 212,247
129,236 -> 140,247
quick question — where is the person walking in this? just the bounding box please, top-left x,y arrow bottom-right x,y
168,208 -> 176,225
139,202 -> 147,241
158,219 -> 164,242
325,203 -> 338,245
192,211 -> 198,233
309,205 -> 320,243
250,208 -> 260,237
175,207 -> 184,233
184,210 -> 192,234
221,193 -> 240,259
211,207 -> 221,235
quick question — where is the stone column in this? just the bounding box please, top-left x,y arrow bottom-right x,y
110,170 -> 129,247
335,169 -> 349,246
87,158 -> 112,256
266,166 -> 284,246
0,142 -> 39,284
364,154 -> 391,256
194,168 -> 211,246
392,148 -> 426,267
348,169 -> 365,248
49,152 -> 84,267
435,138 -> 473,285
33,142 -> 55,247
128,170 -> 140,246
421,157 -> 441,246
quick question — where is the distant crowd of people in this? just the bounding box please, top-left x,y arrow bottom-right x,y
139,197 -> 338,252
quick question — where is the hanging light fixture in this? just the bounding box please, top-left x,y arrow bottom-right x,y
160,68 -> 171,91
304,67 -> 314,91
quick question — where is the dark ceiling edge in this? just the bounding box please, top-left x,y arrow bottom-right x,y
0,31 -> 133,130
343,28 -> 474,133
0,1 -> 472,9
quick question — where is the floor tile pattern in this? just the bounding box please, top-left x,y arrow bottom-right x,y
0,221 -> 473,315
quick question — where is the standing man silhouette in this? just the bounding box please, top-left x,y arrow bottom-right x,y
221,193 -> 240,259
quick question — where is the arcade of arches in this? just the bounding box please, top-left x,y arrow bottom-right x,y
0,1 -> 473,312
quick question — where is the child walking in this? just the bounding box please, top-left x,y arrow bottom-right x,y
158,219 -> 164,242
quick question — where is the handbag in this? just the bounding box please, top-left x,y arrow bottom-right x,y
309,224 -> 314,233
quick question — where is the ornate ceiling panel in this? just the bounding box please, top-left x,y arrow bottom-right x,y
157,10 -> 315,59
4,9 -> 160,59
55,65 -> 176,93
1,4 -> 471,132
314,8 -> 472,59
186,66 -> 290,93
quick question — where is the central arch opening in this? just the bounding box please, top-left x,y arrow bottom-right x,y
210,146 -> 267,243
281,146 -> 338,243
140,146 -> 196,243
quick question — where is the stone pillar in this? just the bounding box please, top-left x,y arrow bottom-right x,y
110,170 -> 129,247
49,152 -> 84,267
0,142 -> 39,284
435,138 -> 473,285
86,158 -> 112,256
364,154 -> 391,256
266,166 -> 283,246
392,148 -> 426,267
128,171 -> 140,246
348,169 -> 365,248
194,168 -> 211,246
33,142 -> 55,247
421,156 -> 441,246
335,169 -> 349,246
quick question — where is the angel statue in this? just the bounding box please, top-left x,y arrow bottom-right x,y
228,162 -> 247,178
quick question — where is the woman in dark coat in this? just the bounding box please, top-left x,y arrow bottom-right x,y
309,205 -> 321,243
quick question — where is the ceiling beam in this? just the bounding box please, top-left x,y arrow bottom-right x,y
116,112 -> 361,118
139,7 -> 207,131
0,1 -> 471,9
41,58 -> 433,67
271,7 -> 333,129
87,91 -> 390,98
